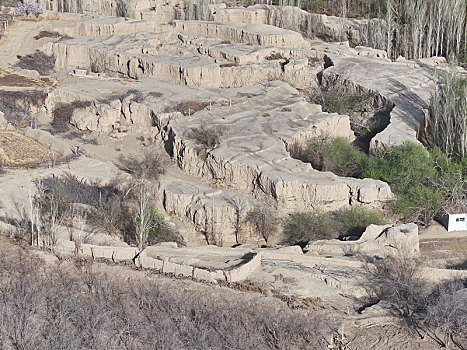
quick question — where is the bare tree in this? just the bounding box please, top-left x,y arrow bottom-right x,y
429,61 -> 467,159
246,201 -> 280,243
28,180 -> 69,249
133,179 -> 157,251
228,196 -> 248,244
419,279 -> 467,348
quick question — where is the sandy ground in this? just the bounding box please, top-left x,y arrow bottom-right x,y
420,221 -> 467,240
0,14 -> 84,72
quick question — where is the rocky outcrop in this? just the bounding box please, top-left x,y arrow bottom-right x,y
163,81 -> 392,213
59,16 -> 165,37
69,96 -> 152,133
44,28 -> 322,89
212,4 -> 363,44
321,55 -> 444,151
306,223 -> 420,258
159,178 -> 251,245
172,20 -> 308,48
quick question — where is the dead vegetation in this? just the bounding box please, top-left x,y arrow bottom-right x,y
0,130 -> 60,168
188,124 -> 225,157
0,72 -> 55,87
265,52 -> 286,60
163,100 -> 211,116
363,252 -> 467,349
15,51 -> 56,76
0,89 -> 47,126
52,100 -> 93,132
236,92 -> 260,98
118,150 -> 168,180
0,250 -> 333,350
33,30 -> 70,40
219,62 -> 239,67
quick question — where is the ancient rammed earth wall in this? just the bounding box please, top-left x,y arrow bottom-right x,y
56,240 -> 263,283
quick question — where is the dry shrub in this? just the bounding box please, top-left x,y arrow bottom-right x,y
33,30 -> 62,40
246,203 -> 280,243
52,100 -> 92,132
188,124 -> 225,154
0,251 -> 333,349
363,252 -> 467,348
0,89 -> 47,126
118,150 -> 168,180
0,73 -> 55,87
364,251 -> 425,317
15,51 -> 55,76
219,62 -> 238,67
236,92 -> 259,98
41,173 -> 118,207
101,89 -> 145,104
265,52 -> 286,60
421,279 -> 467,348
163,100 -> 211,116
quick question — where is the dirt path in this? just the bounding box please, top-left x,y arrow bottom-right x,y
0,15 -> 83,71
0,20 -> 43,69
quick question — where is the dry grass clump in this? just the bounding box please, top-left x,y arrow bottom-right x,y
236,92 -> 260,98
0,251 -> 333,349
15,51 -> 55,76
52,100 -> 92,132
265,52 -> 286,60
33,30 -> 70,40
219,62 -> 239,67
163,100 -> 211,116
101,89 -> 145,104
0,72 -> 55,87
0,89 -> 47,126
0,130 -> 60,168
118,150 -> 168,180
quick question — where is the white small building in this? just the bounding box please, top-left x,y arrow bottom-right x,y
446,212 -> 467,232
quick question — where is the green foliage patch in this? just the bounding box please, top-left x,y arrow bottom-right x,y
283,206 -> 387,245
293,135 -> 466,225
292,135 -> 367,177
363,143 -> 466,225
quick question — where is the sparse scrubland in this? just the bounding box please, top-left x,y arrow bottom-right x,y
283,206 -> 387,245
0,1 -> 466,349
12,153 -> 183,249
364,252 -> 467,349
0,250 -> 332,350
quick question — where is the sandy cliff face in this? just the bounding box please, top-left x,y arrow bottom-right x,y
162,81 -> 392,213
35,8 -> 452,242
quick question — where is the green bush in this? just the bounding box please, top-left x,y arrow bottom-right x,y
335,206 -> 387,238
363,142 -> 466,225
147,207 -> 185,246
282,211 -> 334,245
294,136 -> 466,226
189,124 -> 225,155
294,135 -> 367,177
313,91 -> 374,116
282,206 -> 386,245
